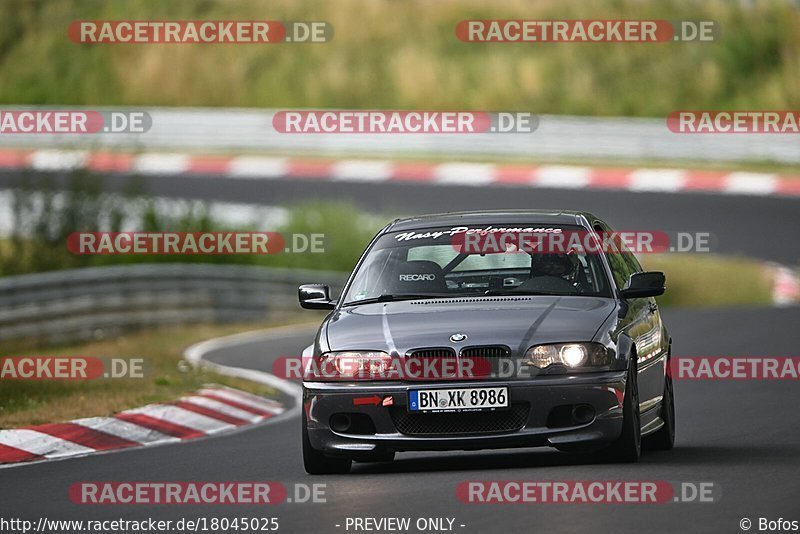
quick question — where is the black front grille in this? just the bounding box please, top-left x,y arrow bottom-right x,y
459,346 -> 511,377
404,346 -> 511,380
407,348 -> 456,359
390,403 -> 530,436
460,346 -> 510,358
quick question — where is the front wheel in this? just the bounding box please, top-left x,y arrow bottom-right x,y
302,410 -> 351,474
644,368 -> 675,451
597,357 -> 641,463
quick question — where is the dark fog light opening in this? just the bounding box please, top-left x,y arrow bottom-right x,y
546,404 -> 596,428
329,413 -> 377,435
330,413 -> 352,433
571,404 -> 595,425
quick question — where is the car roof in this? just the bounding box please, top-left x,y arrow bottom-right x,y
385,210 -> 600,232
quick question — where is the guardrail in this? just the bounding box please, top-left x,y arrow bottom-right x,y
0,264 -> 346,345
0,107 -> 797,164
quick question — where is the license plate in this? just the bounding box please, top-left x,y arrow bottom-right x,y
408,386 -> 508,412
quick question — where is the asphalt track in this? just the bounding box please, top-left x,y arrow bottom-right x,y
1,172 -> 799,533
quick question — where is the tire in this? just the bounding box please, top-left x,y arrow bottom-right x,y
644,365 -> 675,451
597,357 -> 641,463
302,410 -> 352,475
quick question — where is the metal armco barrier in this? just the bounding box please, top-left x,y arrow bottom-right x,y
0,264 -> 346,345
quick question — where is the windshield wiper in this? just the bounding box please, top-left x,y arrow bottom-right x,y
342,293 -> 452,306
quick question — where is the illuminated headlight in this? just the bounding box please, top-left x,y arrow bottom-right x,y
523,343 -> 610,371
561,344 -> 587,366
321,351 -> 393,378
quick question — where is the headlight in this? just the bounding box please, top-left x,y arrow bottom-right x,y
523,343 -> 610,371
310,351 -> 397,380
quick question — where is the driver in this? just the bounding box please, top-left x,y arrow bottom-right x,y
531,253 -> 576,281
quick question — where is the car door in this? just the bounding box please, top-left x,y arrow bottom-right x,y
599,225 -> 665,413
616,242 -> 666,414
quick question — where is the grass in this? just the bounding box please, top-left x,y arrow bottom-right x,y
645,253 -> 775,308
0,320 -> 316,429
0,0 -> 797,117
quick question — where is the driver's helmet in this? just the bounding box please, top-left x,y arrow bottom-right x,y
532,253 -> 576,279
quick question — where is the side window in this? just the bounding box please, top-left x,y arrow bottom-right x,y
596,223 -> 631,290
612,230 -> 644,279
620,249 -> 643,278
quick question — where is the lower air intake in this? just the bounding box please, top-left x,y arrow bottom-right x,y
389,403 -> 529,436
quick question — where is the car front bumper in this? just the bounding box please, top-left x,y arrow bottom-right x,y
303,370 -> 628,458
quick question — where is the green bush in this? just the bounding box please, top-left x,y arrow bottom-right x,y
0,172 -> 382,275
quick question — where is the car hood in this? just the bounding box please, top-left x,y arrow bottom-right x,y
325,296 -> 616,356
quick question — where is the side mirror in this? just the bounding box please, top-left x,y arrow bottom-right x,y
620,271 -> 666,299
298,284 -> 336,310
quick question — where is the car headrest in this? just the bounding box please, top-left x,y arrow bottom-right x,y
389,260 -> 447,294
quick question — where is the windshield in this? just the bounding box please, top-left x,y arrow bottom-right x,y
343,224 -> 613,304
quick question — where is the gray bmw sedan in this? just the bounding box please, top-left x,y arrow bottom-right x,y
299,210 -> 674,474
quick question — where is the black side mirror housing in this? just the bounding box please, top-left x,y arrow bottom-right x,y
620,271 -> 666,299
298,284 -> 336,310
